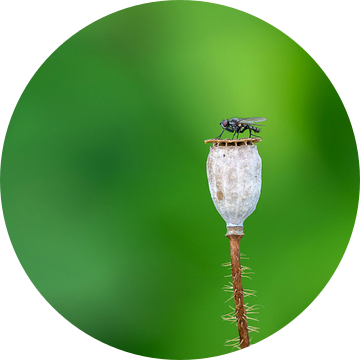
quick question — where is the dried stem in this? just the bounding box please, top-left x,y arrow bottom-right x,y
226,229 -> 250,349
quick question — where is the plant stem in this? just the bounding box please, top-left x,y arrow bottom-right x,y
226,227 -> 250,349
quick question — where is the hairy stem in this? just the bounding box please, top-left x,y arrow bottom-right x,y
226,233 -> 250,349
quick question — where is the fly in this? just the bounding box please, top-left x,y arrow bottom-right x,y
216,117 -> 266,139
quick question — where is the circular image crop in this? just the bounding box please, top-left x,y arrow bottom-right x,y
1,1 -> 359,359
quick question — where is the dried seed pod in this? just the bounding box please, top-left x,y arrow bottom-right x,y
205,139 -> 262,232
205,137 -> 263,349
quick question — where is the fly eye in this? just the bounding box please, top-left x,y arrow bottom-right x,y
222,119 -> 228,127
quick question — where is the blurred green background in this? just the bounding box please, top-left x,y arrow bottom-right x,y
1,1 -> 359,359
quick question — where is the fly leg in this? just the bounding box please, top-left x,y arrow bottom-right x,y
216,129 -> 225,139
249,129 -> 262,138
216,127 -> 234,139
238,126 -> 247,139
232,127 -> 241,139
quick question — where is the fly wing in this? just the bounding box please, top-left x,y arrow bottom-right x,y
238,117 -> 266,126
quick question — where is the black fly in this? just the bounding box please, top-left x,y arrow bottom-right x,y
216,117 -> 266,139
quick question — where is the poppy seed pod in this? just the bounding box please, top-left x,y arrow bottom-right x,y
205,139 -> 262,233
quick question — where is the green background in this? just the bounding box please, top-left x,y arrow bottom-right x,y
1,1 -> 359,359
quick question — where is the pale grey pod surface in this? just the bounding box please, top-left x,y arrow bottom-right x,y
206,144 -> 262,227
